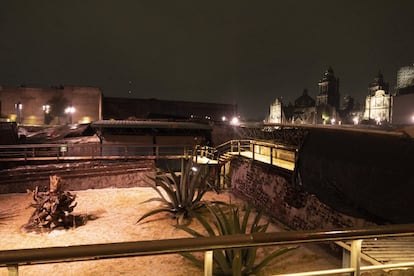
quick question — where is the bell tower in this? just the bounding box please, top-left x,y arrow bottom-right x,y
317,66 -> 340,111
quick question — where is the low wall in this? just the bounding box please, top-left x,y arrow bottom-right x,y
230,158 -> 374,230
0,160 -> 155,194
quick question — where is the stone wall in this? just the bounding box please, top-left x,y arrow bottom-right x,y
230,157 -> 374,230
0,160 -> 154,194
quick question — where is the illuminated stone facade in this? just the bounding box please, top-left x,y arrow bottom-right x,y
268,98 -> 284,123
0,86 -> 102,125
363,72 -> 392,123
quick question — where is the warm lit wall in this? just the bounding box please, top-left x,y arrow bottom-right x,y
0,86 -> 102,125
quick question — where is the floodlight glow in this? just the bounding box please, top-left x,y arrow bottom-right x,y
42,105 -> 51,114
15,103 -> 23,110
331,118 -> 336,125
353,117 -> 359,125
230,117 -> 239,125
65,106 -> 75,114
222,116 -> 227,121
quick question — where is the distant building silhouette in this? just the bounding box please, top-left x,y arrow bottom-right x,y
396,63 -> 414,95
103,97 -> 237,122
292,89 -> 316,124
392,63 -> 414,124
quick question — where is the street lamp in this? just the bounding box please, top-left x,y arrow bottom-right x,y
65,106 -> 75,124
42,105 -> 51,114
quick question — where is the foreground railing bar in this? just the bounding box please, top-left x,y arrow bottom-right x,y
274,261 -> 414,276
274,267 -> 355,276
0,224 -> 413,267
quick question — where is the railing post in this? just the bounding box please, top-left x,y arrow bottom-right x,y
270,147 -> 273,165
204,250 -> 213,276
350,239 -> 362,276
7,264 -> 18,276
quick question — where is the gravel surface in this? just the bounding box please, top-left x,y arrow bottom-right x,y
0,187 -> 340,275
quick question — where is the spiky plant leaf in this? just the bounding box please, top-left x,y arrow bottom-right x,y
137,158 -> 215,224
252,246 -> 298,274
180,252 -> 204,268
177,203 -> 297,275
232,249 -> 242,276
136,208 -> 176,224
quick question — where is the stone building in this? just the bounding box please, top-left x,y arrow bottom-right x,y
267,98 -> 284,123
0,86 -> 102,125
363,72 -> 392,123
316,67 -> 340,124
392,64 -> 414,124
292,89 -> 316,124
396,63 -> 414,95
103,97 -> 237,122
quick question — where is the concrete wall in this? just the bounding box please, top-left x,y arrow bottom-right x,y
392,93 -> 414,124
230,158 -> 374,230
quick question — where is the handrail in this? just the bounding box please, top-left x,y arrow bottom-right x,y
0,139 -> 298,164
1,224 -> 413,274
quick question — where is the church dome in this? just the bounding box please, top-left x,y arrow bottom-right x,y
295,89 -> 315,108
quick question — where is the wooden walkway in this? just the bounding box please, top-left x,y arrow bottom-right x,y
195,151 -> 294,171
338,236 -> 414,267
362,236 -> 414,265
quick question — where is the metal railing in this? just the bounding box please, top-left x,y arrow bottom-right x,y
194,139 -> 297,165
0,143 -> 193,162
1,224 -> 413,276
0,140 -> 298,169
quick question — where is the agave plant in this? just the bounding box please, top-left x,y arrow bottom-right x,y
176,204 -> 297,275
137,158 -> 217,224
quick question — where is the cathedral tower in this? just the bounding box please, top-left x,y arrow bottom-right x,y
317,67 -> 340,111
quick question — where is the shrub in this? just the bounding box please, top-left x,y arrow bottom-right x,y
137,158 -> 218,224
176,204 -> 297,275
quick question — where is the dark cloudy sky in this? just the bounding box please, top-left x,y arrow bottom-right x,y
1,1 -> 414,119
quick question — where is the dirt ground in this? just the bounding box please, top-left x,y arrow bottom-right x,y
0,187 -> 341,276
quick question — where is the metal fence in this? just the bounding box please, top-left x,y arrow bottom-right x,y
0,224 -> 413,276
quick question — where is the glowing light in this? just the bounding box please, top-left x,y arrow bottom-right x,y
230,117 -> 240,126
353,117 -> 359,125
42,104 -> 51,114
80,117 -> 91,124
65,106 -> 75,114
14,102 -> 23,110
221,116 -> 227,121
330,118 -> 336,125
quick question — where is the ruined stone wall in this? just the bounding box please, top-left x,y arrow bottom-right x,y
1,172 -> 150,194
230,158 -> 374,230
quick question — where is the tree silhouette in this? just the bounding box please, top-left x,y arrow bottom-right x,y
47,94 -> 69,122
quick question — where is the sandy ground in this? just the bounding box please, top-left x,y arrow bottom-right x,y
0,187 -> 341,276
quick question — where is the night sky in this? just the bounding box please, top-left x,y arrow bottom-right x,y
1,1 -> 414,119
